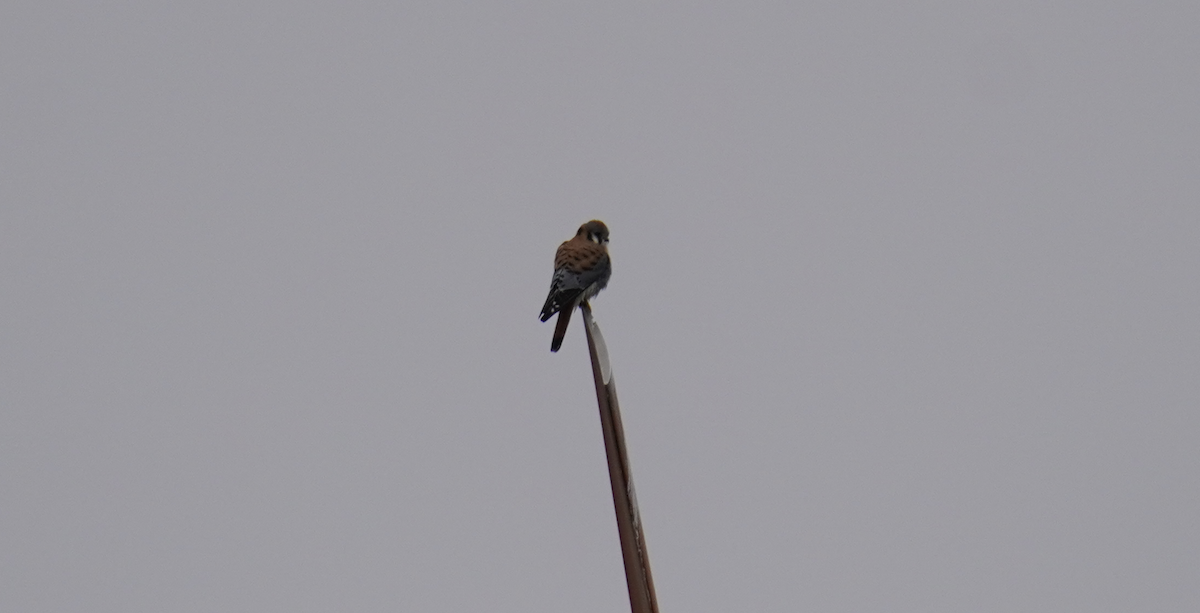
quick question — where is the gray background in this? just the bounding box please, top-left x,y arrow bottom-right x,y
2,1 -> 1197,611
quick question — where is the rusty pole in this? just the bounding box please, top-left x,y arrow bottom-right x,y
579,302 -> 659,613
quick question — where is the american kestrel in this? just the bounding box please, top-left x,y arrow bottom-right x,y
540,220 -> 612,352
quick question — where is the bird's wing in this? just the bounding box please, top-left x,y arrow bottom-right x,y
541,239 -> 610,320
539,252 -> 610,318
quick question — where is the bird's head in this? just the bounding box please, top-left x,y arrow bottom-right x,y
577,220 -> 609,245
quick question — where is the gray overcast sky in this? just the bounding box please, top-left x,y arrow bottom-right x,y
2,2 -> 1197,611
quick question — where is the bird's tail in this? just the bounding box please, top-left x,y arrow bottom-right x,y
550,303 -> 575,352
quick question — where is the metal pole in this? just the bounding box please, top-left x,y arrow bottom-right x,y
579,302 -> 659,613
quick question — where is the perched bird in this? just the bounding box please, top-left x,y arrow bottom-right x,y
540,220 -> 612,352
